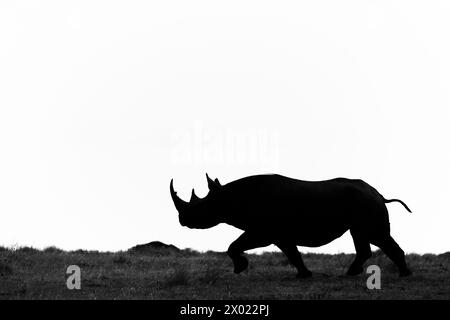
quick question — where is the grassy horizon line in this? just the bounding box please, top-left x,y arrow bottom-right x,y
1,244 -> 448,257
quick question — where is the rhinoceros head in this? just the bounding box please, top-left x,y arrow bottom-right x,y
170,173 -> 223,229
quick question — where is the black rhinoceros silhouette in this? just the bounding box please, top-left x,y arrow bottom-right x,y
170,174 -> 412,278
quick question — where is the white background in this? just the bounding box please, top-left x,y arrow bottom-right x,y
1,1 -> 449,254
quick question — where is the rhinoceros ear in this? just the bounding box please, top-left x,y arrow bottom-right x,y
206,173 -> 221,192
214,178 -> 222,187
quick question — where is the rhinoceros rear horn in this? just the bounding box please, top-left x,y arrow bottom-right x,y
190,188 -> 200,202
170,179 -> 189,212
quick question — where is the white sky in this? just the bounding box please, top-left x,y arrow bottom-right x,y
0,1 -> 449,254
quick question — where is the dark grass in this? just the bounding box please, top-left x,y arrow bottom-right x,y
0,246 -> 449,299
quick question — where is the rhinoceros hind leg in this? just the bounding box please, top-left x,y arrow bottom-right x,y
276,242 -> 312,278
232,256 -> 248,274
227,232 -> 272,274
371,235 -> 412,277
347,229 -> 372,276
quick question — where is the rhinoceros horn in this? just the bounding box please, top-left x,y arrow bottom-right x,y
170,179 -> 189,212
190,188 -> 200,202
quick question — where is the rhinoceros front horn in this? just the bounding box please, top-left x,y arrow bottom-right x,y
170,179 -> 189,212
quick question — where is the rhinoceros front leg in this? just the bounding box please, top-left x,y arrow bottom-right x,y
227,232 -> 271,274
275,242 -> 312,278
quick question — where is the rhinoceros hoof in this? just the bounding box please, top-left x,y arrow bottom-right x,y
296,270 -> 313,278
233,256 -> 249,274
346,265 -> 364,276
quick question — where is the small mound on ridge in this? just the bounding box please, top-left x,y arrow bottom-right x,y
129,241 -> 181,255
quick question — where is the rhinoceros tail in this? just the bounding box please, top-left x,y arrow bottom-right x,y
383,198 -> 412,213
